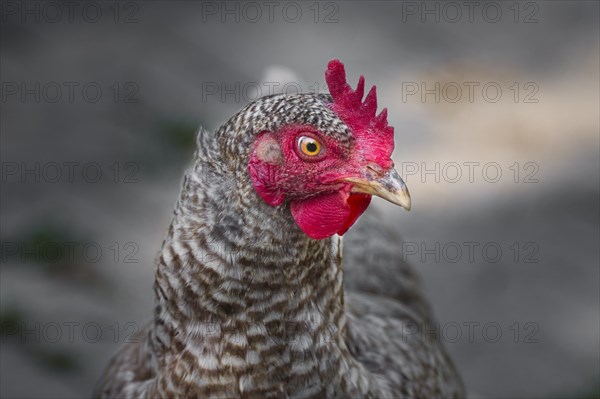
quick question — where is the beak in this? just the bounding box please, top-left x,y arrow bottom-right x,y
344,166 -> 411,210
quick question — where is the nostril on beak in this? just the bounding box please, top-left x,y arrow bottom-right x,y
366,163 -> 385,179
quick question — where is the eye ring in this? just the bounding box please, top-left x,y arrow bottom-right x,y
297,135 -> 323,160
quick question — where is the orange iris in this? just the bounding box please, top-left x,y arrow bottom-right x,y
298,136 -> 322,157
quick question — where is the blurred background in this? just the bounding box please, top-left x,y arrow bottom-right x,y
1,1 -> 598,398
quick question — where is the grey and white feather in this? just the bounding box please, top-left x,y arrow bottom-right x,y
94,92 -> 464,398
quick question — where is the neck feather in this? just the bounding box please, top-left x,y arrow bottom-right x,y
150,135 -> 349,393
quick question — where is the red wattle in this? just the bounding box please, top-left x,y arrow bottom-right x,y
290,191 -> 371,240
338,193 -> 371,235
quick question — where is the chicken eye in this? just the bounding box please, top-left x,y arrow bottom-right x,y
298,136 -> 322,157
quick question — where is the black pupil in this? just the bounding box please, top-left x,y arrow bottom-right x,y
306,142 -> 318,153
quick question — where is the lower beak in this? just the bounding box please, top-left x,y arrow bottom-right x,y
344,167 -> 411,210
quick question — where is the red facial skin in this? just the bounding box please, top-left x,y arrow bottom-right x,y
249,59 -> 396,240
248,124 -> 393,240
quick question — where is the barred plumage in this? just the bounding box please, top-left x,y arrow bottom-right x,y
95,61 -> 464,398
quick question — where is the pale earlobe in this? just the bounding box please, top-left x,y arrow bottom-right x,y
256,135 -> 283,164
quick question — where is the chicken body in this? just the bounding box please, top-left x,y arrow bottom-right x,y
95,85 -> 464,398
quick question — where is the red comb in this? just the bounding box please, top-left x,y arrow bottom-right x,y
325,59 -> 393,135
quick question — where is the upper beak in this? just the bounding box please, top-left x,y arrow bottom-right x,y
343,166 -> 411,210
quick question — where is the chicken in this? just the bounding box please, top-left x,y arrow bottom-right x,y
94,60 -> 464,398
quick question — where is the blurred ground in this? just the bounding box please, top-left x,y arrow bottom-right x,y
1,1 -> 599,398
